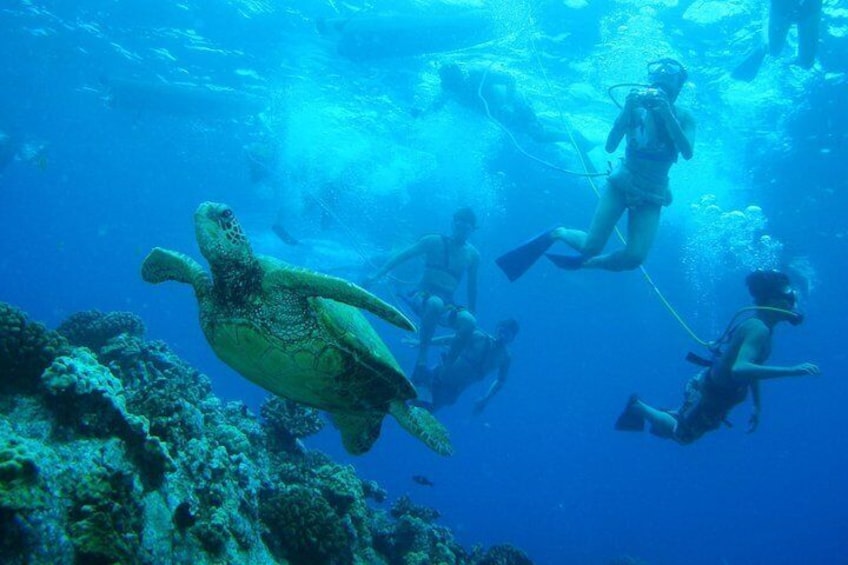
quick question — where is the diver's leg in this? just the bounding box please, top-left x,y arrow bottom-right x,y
444,310 -> 476,365
632,400 -> 677,439
581,203 -> 660,271
416,295 -> 445,367
768,2 -> 792,57
796,7 -> 820,68
553,183 -> 626,256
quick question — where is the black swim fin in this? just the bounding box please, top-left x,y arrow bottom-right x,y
731,42 -> 767,82
545,253 -> 585,270
495,229 -> 555,282
614,395 -> 645,432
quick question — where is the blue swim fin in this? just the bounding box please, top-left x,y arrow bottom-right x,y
495,230 -> 555,282
545,253 -> 585,270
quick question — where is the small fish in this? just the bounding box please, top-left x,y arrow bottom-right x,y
412,475 -> 434,487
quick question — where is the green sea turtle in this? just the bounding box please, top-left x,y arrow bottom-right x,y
141,201 -> 452,456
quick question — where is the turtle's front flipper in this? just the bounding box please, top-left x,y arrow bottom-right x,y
261,261 -> 414,332
330,412 -> 384,455
142,247 -> 211,298
389,401 -> 453,456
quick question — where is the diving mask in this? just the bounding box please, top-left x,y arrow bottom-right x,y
647,59 -> 687,82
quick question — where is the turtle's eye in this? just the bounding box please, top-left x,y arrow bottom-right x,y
221,209 -> 233,220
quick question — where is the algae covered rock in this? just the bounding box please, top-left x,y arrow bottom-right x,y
41,349 -> 174,486
0,303 -> 536,564
260,396 -> 325,454
475,544 -> 535,565
57,309 -> 146,352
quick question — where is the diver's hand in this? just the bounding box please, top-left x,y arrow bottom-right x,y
472,398 -> 488,417
747,410 -> 760,434
645,89 -> 672,118
792,362 -> 821,377
400,337 -> 420,348
624,89 -> 641,114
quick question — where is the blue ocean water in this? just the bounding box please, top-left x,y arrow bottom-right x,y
2,1 -> 847,564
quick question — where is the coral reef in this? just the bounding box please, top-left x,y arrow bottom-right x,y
0,302 -> 70,394
57,309 -> 146,353
0,302 -> 534,564
260,396 -> 324,454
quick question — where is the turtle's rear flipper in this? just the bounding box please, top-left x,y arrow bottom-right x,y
141,247 -> 210,295
390,401 -> 453,456
330,412 -> 383,455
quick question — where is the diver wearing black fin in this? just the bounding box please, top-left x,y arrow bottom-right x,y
495,229 -> 557,281
497,59 -> 695,280
615,270 -> 820,444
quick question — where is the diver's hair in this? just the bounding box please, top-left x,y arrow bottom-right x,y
498,318 -> 520,335
453,206 -> 477,227
746,269 -> 791,305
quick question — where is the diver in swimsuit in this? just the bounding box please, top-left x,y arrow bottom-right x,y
551,58 -> 696,272
410,319 -> 518,414
363,207 -> 480,376
615,270 -> 820,444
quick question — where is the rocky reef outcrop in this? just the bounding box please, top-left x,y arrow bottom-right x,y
0,304 -> 532,564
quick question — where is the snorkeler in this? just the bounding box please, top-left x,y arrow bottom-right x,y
426,63 -> 591,148
363,208 -> 479,378
411,318 -> 518,414
496,58 -> 695,280
615,270 -> 820,444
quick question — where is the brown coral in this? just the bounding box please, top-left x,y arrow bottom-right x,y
57,310 -> 145,353
0,302 -> 69,393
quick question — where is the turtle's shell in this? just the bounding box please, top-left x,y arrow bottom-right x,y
200,256 -> 416,413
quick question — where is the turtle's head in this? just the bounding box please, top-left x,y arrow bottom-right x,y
194,202 -> 253,265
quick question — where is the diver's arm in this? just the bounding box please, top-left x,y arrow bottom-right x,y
466,249 -> 479,314
657,104 -> 695,160
748,381 -> 762,433
364,237 -> 430,285
401,334 -> 454,348
605,109 -> 630,153
606,91 -> 640,152
731,325 -> 821,382
430,335 -> 455,347
750,381 -> 761,411
473,355 -> 510,415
